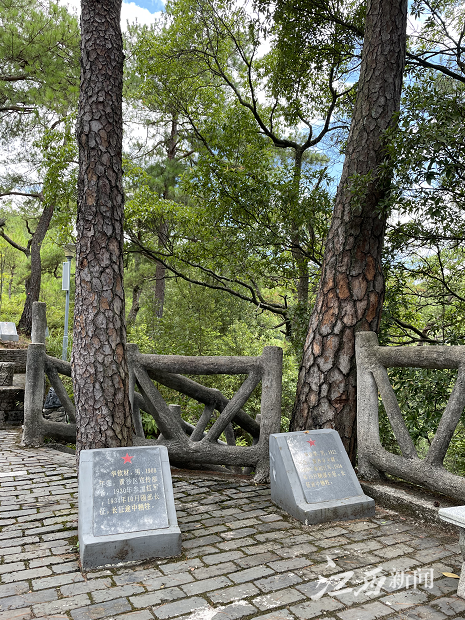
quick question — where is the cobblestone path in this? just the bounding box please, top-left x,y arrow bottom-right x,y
0,428 -> 464,620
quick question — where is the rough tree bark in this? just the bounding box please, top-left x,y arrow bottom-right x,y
73,0 -> 132,457
291,0 -> 408,463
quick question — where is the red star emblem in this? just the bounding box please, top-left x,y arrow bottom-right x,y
121,452 -> 134,464
307,440 -> 316,446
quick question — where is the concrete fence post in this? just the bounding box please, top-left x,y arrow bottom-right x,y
127,343 -> 145,439
356,332 -> 383,480
21,343 -> 46,447
31,302 -> 47,344
255,345 -> 283,482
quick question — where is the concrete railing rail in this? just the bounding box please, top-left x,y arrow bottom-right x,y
22,303 -> 283,483
356,331 -> 465,500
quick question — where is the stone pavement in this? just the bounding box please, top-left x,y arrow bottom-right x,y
0,428 -> 465,620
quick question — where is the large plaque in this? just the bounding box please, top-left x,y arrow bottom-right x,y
79,445 -> 181,569
92,447 -> 169,537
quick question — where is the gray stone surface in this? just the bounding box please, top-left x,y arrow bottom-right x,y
1,427 -> 465,620
270,430 -> 375,524
438,505 -> 465,599
79,445 -> 181,569
0,362 -> 14,386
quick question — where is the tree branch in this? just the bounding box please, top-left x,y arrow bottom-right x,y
0,230 -> 29,255
127,233 -> 288,316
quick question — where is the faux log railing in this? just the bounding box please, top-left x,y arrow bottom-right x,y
22,303 -> 283,483
356,331 -> 465,500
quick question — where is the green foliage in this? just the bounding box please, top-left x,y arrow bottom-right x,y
0,0 -> 80,126
382,367 -> 457,446
124,0 -> 342,348
141,412 -> 158,439
34,119 -> 78,214
378,365 -> 465,477
445,422 -> 465,476
389,72 -> 465,231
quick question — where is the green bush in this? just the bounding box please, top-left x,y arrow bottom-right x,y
379,366 -> 465,475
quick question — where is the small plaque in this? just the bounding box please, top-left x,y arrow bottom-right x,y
286,432 -> 359,502
0,322 -> 18,342
270,430 -> 375,525
92,448 -> 169,537
79,445 -> 181,569
62,261 -> 70,291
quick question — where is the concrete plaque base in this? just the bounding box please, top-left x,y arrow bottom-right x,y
270,430 -> 375,525
79,445 -> 181,569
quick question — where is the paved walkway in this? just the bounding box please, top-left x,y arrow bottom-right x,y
0,428 -> 464,620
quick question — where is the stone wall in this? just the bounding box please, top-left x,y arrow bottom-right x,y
0,357 -> 26,424
0,350 -> 27,373
0,387 -> 24,425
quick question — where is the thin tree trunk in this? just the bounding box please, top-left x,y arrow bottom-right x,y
154,223 -> 167,319
291,0 -> 408,463
154,259 -> 166,318
18,204 -> 54,335
289,148 -> 310,345
290,149 -> 309,309
154,115 -> 178,319
73,0 -> 132,457
127,284 -> 142,326
8,268 -> 14,299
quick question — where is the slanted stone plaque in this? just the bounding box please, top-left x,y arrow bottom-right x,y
79,445 -> 181,569
270,430 -> 374,524
0,322 -> 18,342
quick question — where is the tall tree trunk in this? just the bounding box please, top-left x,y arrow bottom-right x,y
290,149 -> 309,308
154,257 -> 166,318
291,0 -> 408,463
154,115 -> 178,319
17,204 -> 54,336
8,268 -> 14,299
154,221 -> 167,319
289,148 -> 310,343
73,0 -> 132,456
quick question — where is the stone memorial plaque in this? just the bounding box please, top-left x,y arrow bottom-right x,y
286,432 -> 360,503
79,445 -> 181,569
92,448 -> 169,537
270,430 -> 375,525
0,322 -> 19,342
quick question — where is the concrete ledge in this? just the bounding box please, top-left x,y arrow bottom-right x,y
360,478 -> 460,529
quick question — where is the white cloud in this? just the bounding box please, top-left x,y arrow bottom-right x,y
60,0 -> 162,31
121,2 -> 162,28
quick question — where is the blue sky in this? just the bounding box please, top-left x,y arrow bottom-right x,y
63,0 -> 165,28
132,0 -> 164,12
